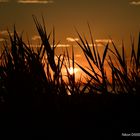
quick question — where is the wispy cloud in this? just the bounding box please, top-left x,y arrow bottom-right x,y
27,44 -> 69,48
0,0 -> 9,3
0,30 -> 8,35
129,1 -> 140,5
57,44 -> 71,48
32,35 -> 41,41
0,30 -> 14,36
0,30 -> 8,42
0,38 -> 5,42
17,0 -> 54,4
95,39 -> 112,43
75,54 -> 82,58
66,37 -> 79,42
84,43 -> 104,47
94,39 -> 112,47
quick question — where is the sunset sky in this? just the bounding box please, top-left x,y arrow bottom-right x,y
0,0 -> 140,51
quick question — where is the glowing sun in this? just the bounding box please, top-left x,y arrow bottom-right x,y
68,67 -> 79,75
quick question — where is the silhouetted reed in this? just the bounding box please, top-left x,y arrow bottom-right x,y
75,25 -> 140,95
0,16 -> 140,110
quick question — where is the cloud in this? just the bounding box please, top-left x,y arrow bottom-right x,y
0,30 -> 8,35
66,37 -> 79,42
0,30 -> 14,37
95,39 -> 112,44
84,43 -> 103,47
17,0 -> 54,4
0,38 -> 5,42
57,44 -> 71,48
130,1 -> 140,5
27,43 -> 70,48
32,35 -> 41,41
0,0 -> 9,3
94,39 -> 112,47
75,54 -> 82,58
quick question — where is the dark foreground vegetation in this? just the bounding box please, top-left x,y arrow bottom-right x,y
0,16 -> 140,138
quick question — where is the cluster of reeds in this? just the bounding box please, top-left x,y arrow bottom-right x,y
76,25 -> 140,94
0,16 -> 140,106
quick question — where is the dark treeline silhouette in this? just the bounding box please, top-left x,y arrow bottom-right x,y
0,16 -> 140,138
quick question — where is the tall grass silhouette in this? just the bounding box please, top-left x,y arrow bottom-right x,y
0,16 -> 140,111
1,16 -> 140,139
75,25 -> 140,94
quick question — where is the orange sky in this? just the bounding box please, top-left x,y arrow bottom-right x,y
0,0 -> 140,81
